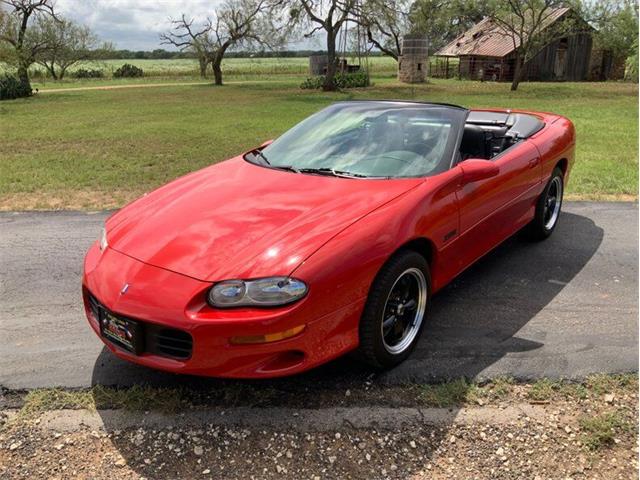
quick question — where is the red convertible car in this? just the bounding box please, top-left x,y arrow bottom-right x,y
83,101 -> 574,378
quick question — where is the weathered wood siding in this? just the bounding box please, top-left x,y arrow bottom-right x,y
524,33 -> 593,81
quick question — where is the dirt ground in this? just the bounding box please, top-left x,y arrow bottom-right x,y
1,378 -> 637,480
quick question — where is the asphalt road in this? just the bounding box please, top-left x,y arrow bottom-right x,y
0,202 -> 637,390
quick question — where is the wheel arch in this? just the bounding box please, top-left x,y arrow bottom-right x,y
555,158 -> 568,176
395,237 -> 436,270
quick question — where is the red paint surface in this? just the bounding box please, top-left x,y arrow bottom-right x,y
83,108 -> 575,378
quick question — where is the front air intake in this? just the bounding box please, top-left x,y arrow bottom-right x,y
150,328 -> 193,360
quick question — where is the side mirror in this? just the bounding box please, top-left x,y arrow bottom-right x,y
260,139 -> 274,147
459,158 -> 500,184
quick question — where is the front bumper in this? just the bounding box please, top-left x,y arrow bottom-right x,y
83,242 -> 363,378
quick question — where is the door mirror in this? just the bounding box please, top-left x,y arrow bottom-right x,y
459,158 -> 500,184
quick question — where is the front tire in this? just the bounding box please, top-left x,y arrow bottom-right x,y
525,167 -> 564,241
357,250 -> 430,369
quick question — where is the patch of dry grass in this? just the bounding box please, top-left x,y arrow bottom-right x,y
19,385 -> 188,418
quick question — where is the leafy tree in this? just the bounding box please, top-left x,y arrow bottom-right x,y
580,0 -> 638,78
625,37 -> 638,82
357,0 -> 412,61
0,0 -> 59,90
409,0 -> 486,52
289,0 -> 359,91
487,0 -> 588,91
35,17 -> 100,80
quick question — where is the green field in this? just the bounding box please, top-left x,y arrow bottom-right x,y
0,76 -> 637,210
9,56 -> 400,83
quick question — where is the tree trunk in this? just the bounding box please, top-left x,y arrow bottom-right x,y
17,61 -> 32,92
510,53 -> 523,91
198,56 -> 208,78
212,60 -> 223,85
47,64 -> 58,80
211,45 -> 230,86
16,14 -> 32,93
323,31 -> 337,91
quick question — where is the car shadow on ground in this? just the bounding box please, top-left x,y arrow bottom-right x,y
91,211 -> 604,477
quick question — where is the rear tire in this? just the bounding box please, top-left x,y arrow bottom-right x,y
525,167 -> 564,241
356,250 -> 431,369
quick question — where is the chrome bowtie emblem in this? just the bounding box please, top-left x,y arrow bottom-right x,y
120,283 -> 130,295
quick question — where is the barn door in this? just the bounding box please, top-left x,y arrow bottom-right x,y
554,41 -> 568,80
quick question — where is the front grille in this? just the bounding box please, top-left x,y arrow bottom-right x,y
150,328 -> 193,359
87,290 -> 193,361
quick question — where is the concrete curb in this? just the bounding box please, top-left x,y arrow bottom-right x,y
4,404 -> 554,433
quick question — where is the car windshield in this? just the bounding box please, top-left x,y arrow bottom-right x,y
253,102 -> 468,178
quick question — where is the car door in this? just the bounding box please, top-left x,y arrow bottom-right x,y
453,140 -> 542,273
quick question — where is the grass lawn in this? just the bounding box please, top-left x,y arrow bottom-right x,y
0,77 -> 637,210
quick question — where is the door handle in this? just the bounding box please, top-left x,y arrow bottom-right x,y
528,158 -> 540,168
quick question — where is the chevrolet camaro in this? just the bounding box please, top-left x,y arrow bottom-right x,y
83,101 -> 574,378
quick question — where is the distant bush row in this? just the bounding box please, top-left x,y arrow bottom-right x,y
71,63 -> 145,79
27,64 -> 144,80
300,72 -> 370,90
0,75 -> 32,100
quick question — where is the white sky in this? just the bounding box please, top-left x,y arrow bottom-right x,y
53,0 -> 319,51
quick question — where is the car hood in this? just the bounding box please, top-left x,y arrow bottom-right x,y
107,156 -> 423,282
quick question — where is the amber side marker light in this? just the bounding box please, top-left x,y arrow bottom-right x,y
230,325 -> 306,345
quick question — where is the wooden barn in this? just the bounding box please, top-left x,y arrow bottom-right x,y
434,8 -> 594,82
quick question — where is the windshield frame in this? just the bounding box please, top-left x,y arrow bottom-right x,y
244,101 -> 470,180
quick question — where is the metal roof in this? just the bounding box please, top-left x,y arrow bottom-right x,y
435,7 -> 571,58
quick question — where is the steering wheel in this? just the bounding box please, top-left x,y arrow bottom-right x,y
405,138 -> 438,155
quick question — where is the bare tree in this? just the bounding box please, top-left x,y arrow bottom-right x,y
35,17 -> 99,80
289,0 -> 358,91
0,0 -> 59,90
160,15 -> 212,78
357,0 -> 411,61
161,0 -> 283,85
209,0 -> 283,85
487,0 -> 585,91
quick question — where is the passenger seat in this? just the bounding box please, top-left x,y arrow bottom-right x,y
460,124 -> 489,160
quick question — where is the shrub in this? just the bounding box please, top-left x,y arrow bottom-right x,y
73,68 -> 104,79
300,75 -> 324,89
0,74 -> 32,100
336,71 -> 370,88
579,411 -> 629,451
300,71 -> 370,90
113,63 -> 144,78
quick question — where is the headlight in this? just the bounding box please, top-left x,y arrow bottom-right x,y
208,277 -> 307,307
99,227 -> 108,251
